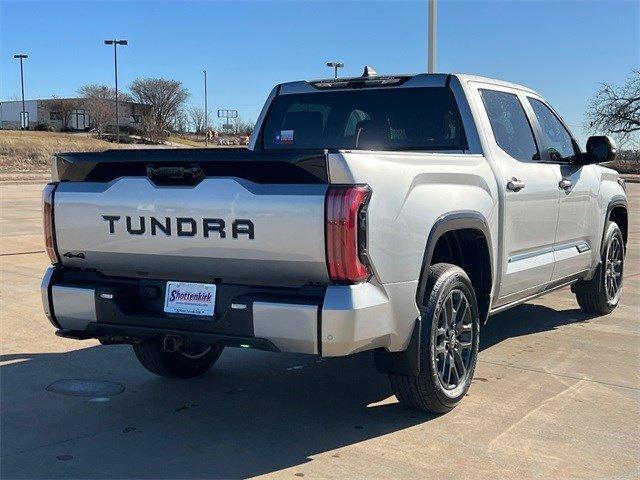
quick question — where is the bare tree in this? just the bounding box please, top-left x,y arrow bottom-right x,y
129,78 -> 188,133
78,84 -> 132,134
78,85 -> 112,134
187,106 -> 206,133
232,115 -> 255,136
587,70 -> 640,147
174,108 -> 189,134
139,109 -> 164,142
48,97 -> 81,130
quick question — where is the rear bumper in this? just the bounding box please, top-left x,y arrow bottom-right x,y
41,267 -> 419,357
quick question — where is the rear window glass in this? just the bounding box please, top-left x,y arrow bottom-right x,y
262,88 -> 468,151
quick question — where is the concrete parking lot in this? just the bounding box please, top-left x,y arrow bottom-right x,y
1,182 -> 638,479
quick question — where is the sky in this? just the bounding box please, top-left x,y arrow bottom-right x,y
1,0 -> 638,143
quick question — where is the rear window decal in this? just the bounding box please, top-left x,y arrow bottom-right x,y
279,130 -> 294,144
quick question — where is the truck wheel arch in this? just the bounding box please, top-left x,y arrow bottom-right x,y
605,196 -> 628,251
416,211 -> 493,323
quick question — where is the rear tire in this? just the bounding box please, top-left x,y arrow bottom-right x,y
133,341 -> 224,378
573,221 -> 624,315
389,263 -> 480,413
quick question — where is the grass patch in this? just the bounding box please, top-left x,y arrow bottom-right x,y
0,130 -> 134,172
167,134 -> 206,148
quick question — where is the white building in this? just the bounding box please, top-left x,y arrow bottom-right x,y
0,98 -> 145,131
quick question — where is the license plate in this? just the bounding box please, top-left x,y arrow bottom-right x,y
164,281 -> 216,317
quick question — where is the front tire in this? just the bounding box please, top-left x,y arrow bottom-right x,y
389,263 -> 480,413
133,341 -> 224,378
573,221 -> 625,315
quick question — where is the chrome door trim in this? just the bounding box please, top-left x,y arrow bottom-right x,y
508,241 -> 590,263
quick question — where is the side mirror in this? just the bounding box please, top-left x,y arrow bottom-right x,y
583,135 -> 617,164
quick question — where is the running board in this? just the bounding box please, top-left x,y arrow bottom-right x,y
489,271 -> 588,316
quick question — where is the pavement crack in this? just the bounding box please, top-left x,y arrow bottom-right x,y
487,380 -> 582,450
478,359 -> 639,391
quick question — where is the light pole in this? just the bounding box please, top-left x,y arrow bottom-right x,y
428,0 -> 437,73
326,61 -> 344,79
104,39 -> 128,143
203,69 -> 208,146
13,54 -> 28,129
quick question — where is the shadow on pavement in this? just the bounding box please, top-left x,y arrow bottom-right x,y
1,346 -> 431,478
0,302 -> 590,478
481,303 -> 593,352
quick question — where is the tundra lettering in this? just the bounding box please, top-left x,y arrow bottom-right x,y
43,70 -> 627,414
102,215 -> 254,239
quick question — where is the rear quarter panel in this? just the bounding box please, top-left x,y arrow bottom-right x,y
328,151 -> 499,293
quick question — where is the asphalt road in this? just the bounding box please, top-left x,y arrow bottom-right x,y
1,183 -> 638,479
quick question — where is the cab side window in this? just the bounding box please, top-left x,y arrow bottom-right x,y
480,89 -> 540,162
528,98 -> 578,162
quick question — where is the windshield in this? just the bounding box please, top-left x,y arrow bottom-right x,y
262,87 -> 467,151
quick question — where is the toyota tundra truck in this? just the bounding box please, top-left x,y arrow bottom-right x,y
41,70 -> 628,413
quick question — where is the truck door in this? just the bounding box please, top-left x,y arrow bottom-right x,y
526,97 -> 599,281
476,87 -> 561,305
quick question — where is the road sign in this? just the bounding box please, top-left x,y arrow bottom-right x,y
20,111 -> 29,129
217,109 -> 238,118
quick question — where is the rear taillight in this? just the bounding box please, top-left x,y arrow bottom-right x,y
43,183 -> 60,264
325,185 -> 372,283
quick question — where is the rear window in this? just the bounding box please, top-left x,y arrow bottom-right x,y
262,88 -> 468,151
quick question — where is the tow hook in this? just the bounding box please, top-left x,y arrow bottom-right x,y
163,335 -> 182,353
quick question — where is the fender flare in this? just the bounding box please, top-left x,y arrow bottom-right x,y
415,211 -> 493,308
602,195 -> 627,254
574,195 -> 627,289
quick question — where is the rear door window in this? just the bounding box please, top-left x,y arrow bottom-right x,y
262,87 -> 468,151
480,89 -> 539,162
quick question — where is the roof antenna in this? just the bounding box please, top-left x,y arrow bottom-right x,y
362,66 -> 378,77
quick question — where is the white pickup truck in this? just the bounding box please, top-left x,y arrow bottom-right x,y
42,70 -> 628,413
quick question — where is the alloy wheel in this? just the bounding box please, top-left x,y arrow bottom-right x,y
605,236 -> 623,302
435,289 -> 474,390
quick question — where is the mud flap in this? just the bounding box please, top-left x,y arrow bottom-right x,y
374,317 -> 421,376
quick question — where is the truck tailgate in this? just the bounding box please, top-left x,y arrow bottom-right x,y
52,150 -> 330,286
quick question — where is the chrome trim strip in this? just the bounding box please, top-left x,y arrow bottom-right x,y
509,241 -> 591,263
509,246 -> 554,263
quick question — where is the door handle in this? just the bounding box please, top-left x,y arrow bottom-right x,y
559,178 -> 573,190
506,178 -> 526,192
